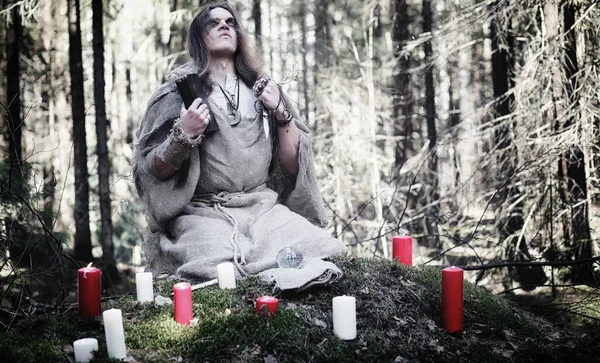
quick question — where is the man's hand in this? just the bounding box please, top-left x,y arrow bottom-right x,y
256,79 -> 283,116
180,98 -> 211,137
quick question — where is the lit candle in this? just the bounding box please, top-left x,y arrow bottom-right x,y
102,308 -> 127,359
216,262 -> 236,289
78,263 -> 102,318
392,235 -> 413,266
173,282 -> 193,325
255,296 -> 279,317
135,272 -> 154,303
332,296 -> 356,340
442,266 -> 464,334
73,338 -> 98,363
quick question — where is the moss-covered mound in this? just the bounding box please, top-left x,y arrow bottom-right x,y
0,258 -> 598,362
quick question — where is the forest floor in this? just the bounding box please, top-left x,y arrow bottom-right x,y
1,257 -> 599,362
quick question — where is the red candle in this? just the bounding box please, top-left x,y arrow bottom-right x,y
255,296 -> 279,317
392,235 -> 412,266
78,263 -> 102,318
442,266 -> 464,334
173,282 -> 193,325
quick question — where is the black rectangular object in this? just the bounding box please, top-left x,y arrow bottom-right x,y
175,74 -> 219,135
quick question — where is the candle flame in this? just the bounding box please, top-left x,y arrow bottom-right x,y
83,262 -> 94,279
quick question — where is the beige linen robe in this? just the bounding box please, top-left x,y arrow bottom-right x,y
133,62 -> 347,290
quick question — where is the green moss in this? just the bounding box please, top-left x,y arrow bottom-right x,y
0,315 -> 82,363
0,258 -> 598,362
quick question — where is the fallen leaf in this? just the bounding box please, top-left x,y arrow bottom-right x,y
503,329 -> 515,340
393,316 -> 408,327
154,295 -> 172,306
314,318 -> 327,328
428,339 -> 444,354
502,350 -> 514,358
264,354 -> 279,363
317,338 -> 328,347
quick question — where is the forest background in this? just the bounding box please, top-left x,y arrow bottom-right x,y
1,0 -> 599,326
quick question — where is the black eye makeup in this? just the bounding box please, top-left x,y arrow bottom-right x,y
225,18 -> 236,27
206,17 -> 237,30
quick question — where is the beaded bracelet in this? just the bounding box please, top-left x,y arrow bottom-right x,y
155,118 -> 204,170
171,117 -> 204,148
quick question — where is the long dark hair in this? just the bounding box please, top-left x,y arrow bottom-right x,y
188,2 -> 262,94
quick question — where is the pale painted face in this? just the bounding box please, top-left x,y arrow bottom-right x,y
204,7 -> 238,57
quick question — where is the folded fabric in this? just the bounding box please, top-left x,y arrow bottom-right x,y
258,257 -> 343,291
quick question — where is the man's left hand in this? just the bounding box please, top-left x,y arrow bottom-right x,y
257,79 -> 282,114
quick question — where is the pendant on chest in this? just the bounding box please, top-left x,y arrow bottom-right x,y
227,103 -> 242,126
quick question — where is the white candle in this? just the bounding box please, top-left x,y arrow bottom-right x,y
332,296 -> 357,340
73,338 -> 98,363
136,272 -> 154,302
216,262 -> 236,289
102,308 -> 127,359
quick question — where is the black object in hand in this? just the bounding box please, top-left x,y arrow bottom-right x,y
175,74 -> 219,135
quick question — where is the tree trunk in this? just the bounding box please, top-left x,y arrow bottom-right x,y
252,0 -> 261,44
68,0 -> 93,262
6,6 -> 22,168
422,0 -> 439,248
313,0 -> 337,134
267,0 -> 274,76
314,0 -> 337,69
299,0 -> 310,122
491,12 -> 546,289
391,0 -> 413,168
126,67 -> 133,144
447,58 -> 460,189
586,14 -> 600,207
280,6 -> 287,78
93,0 -> 120,281
560,4 -> 593,282
0,9 -> 4,107
43,167 -> 56,228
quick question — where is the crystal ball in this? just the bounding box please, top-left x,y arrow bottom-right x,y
276,246 -> 304,269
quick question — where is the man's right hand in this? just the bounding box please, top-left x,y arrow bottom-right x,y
180,98 -> 211,137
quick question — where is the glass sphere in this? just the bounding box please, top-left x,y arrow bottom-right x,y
276,246 -> 304,269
